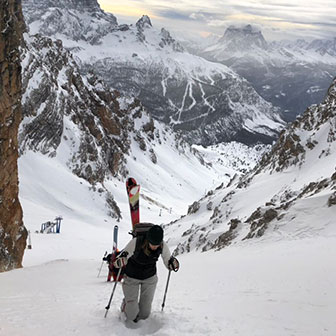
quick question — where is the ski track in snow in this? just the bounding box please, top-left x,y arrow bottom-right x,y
177,82 -> 190,122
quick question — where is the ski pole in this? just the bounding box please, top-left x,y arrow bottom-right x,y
161,270 -> 172,312
104,267 -> 123,318
97,251 -> 107,278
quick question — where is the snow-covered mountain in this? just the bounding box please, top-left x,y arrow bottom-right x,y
271,37 -> 336,57
167,77 -> 336,254
19,28 -> 270,247
22,0 -> 118,44
22,0 -> 285,146
18,28 -> 271,265
20,32 -> 234,223
194,25 -> 336,122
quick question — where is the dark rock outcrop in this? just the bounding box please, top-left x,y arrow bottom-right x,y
0,0 -> 27,272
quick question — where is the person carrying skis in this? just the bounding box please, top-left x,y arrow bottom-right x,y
103,249 -> 124,282
113,224 -> 179,323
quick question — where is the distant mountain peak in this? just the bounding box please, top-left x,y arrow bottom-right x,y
135,15 -> 153,43
225,24 -> 261,35
219,24 -> 268,51
159,28 -> 184,52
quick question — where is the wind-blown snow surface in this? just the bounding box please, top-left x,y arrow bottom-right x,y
1,236 -> 335,335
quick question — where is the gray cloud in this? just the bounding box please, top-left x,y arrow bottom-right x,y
99,0 -> 336,40
155,9 -> 193,21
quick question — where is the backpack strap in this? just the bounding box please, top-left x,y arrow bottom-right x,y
133,234 -> 145,259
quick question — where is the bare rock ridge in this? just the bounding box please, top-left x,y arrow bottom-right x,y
0,0 -> 27,272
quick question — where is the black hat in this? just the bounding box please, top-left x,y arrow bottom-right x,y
147,225 -> 163,245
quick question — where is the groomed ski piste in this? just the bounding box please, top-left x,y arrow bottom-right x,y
1,142 -> 336,336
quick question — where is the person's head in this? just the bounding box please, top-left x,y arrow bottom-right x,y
147,225 -> 163,249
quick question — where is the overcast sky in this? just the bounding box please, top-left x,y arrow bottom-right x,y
98,0 -> 336,42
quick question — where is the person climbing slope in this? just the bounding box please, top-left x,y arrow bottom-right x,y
113,224 -> 179,323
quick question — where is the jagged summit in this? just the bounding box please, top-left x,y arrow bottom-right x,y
136,15 -> 152,29
135,15 -> 153,43
159,28 -> 184,52
22,0 -> 118,44
307,37 -> 336,56
219,24 -> 268,51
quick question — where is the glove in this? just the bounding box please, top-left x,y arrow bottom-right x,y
103,254 -> 111,262
113,256 -> 127,268
168,257 -> 179,272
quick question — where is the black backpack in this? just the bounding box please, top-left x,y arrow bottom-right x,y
131,222 -> 154,238
130,223 -> 161,257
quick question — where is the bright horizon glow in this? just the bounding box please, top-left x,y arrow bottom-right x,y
98,3 -> 156,19
98,0 -> 336,41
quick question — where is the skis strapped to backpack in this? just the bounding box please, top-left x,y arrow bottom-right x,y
112,225 -> 118,254
126,177 -> 140,229
107,225 -> 124,282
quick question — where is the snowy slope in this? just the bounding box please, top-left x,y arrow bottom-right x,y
168,79 -> 336,254
3,129 -> 336,336
1,230 -> 335,335
18,139 -> 268,264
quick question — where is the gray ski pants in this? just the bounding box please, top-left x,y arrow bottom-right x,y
122,274 -> 158,321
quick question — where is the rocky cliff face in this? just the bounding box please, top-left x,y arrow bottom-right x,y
0,0 -> 27,272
